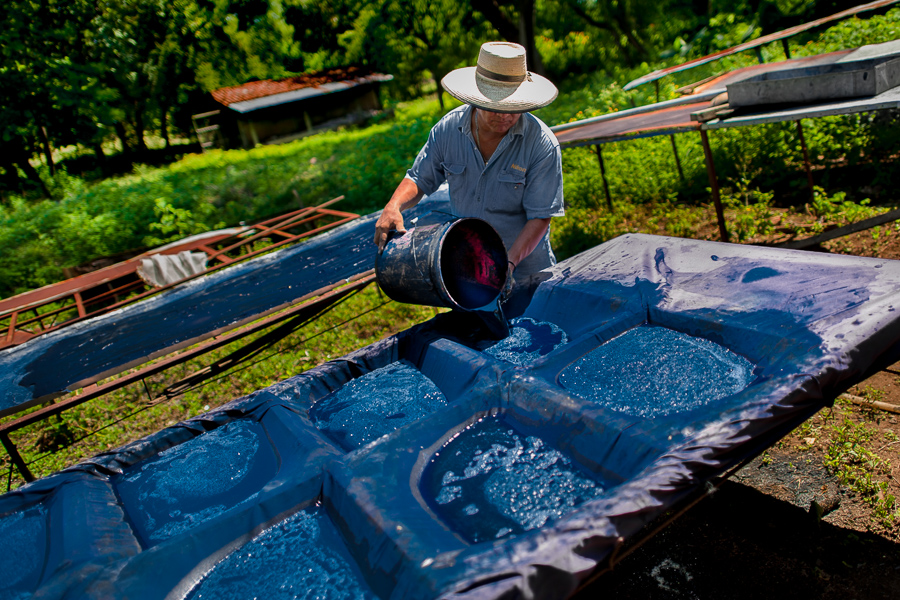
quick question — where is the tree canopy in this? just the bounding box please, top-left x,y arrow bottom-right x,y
0,0 -> 871,200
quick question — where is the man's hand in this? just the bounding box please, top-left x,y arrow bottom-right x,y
374,207 -> 406,252
374,177 -> 425,252
500,261 -> 515,303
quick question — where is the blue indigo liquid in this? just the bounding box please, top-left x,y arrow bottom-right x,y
0,505 -> 46,600
309,360 -> 447,451
117,419 -> 276,545
422,416 -> 604,544
187,505 -> 375,600
559,325 -> 756,417
484,317 -> 568,365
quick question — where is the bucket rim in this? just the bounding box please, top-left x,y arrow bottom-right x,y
434,217 -> 508,310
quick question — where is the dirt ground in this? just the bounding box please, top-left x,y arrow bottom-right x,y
579,223 -> 900,599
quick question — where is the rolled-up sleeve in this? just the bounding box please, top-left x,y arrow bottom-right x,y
406,128 -> 445,197
522,136 -> 564,220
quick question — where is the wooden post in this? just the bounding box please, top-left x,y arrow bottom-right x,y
781,38 -> 792,60
795,120 -> 816,205
595,145 -> 614,212
699,129 -> 729,243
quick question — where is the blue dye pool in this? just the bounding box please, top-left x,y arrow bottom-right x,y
484,317 -> 567,365
422,416 -> 604,544
117,419 -> 276,545
309,360 -> 447,451
559,325 -> 756,417
187,505 -> 375,600
0,505 -> 46,600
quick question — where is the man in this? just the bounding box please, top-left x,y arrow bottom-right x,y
374,41 -> 564,314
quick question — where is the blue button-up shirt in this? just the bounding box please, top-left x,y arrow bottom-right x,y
407,105 -> 564,276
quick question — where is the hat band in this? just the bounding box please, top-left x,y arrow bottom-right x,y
476,65 -> 526,84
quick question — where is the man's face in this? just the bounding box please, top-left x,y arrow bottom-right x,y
476,108 -> 521,136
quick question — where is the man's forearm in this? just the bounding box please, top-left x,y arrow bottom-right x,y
386,177 -> 424,212
507,218 -> 551,267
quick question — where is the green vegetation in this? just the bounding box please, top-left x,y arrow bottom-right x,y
822,402 -> 898,530
789,395 -> 900,532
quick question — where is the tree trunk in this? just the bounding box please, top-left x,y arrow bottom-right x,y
0,158 -> 24,196
114,122 -> 132,155
470,0 -> 519,42
134,102 -> 149,154
36,121 -> 56,176
92,143 -> 106,176
15,157 -> 50,198
160,105 -> 170,149
433,65 -> 447,111
517,0 -> 545,76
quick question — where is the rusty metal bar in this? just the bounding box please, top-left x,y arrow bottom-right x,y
0,432 -> 34,483
3,202 -> 359,347
15,302 -> 77,329
795,120 -> 816,204
594,145 -> 614,212
205,196 -> 346,262
0,272 -> 376,434
699,129 -> 730,243
5,311 -> 17,344
73,292 -> 86,318
14,277 -> 143,330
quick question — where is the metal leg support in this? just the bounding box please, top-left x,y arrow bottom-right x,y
699,129 -> 730,243
595,145 -> 614,212
0,432 -> 34,483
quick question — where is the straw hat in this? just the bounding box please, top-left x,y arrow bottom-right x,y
441,42 -> 558,113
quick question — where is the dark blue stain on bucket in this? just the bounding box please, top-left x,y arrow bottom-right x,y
186,505 -> 375,600
421,416 -> 605,544
484,317 -> 568,365
309,360 -> 448,451
0,504 -> 46,599
559,325 -> 756,418
116,419 -> 277,546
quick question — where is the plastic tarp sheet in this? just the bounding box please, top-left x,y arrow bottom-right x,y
2,232 -> 900,599
0,196 -> 450,416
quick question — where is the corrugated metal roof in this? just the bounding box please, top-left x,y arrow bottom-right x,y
623,0 -> 900,91
211,68 -> 393,114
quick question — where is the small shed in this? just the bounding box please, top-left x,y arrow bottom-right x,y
206,67 -> 393,149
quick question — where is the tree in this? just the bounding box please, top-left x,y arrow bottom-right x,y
340,0 -> 492,109
469,0 -> 545,75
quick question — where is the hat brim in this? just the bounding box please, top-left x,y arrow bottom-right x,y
441,67 -> 558,113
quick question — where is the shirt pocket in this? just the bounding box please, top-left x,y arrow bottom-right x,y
441,162 -> 467,192
490,170 -> 527,214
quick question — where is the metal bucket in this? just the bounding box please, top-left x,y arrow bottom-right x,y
375,217 -> 509,312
